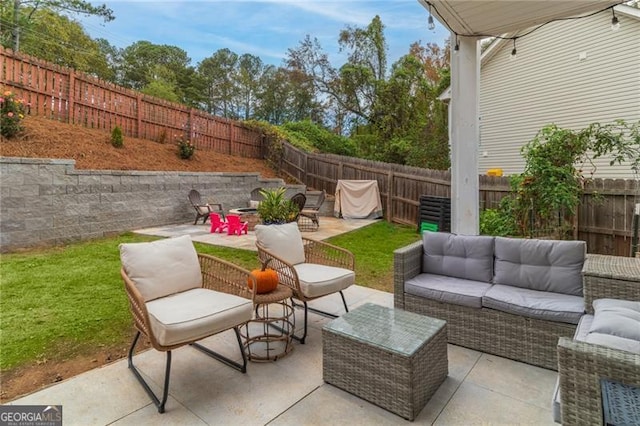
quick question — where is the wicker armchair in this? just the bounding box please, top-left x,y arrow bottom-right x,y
557,338 -> 640,425
556,253 -> 640,425
119,235 -> 255,413
255,222 -> 355,344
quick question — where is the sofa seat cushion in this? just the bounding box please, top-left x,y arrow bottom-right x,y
483,284 -> 584,324
146,288 -> 253,347
293,263 -> 355,298
405,273 -> 493,308
574,313 -> 594,341
494,237 -> 585,296
422,232 -> 495,283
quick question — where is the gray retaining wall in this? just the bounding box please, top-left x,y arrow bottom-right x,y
0,157 -> 302,253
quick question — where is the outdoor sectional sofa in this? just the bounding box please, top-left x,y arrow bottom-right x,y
394,232 -> 589,371
395,232 -> 640,424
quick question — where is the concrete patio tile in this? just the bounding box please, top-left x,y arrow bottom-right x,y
447,344 -> 482,382
465,354 -> 558,410
411,345 -> 482,424
433,381 -> 556,425
270,384 -> 410,426
110,398 -> 206,426
169,351 -> 324,423
9,359 -> 156,426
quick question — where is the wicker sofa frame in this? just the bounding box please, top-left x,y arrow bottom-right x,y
558,338 -> 640,426
556,254 -> 640,425
395,239 -> 592,371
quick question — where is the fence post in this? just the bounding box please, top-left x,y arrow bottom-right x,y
68,70 -> 75,124
136,94 -> 142,138
387,171 -> 393,221
229,121 -> 233,155
189,108 -> 194,142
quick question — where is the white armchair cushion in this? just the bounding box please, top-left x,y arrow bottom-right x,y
146,288 -> 253,347
120,235 -> 202,302
255,222 -> 306,265
293,263 -> 355,298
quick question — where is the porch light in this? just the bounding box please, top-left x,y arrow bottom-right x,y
510,39 -> 517,60
611,9 -> 620,32
454,34 -> 460,52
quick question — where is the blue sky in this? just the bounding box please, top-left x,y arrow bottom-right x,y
79,1 -> 450,68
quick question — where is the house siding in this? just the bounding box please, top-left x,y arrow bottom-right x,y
479,8 -> 640,179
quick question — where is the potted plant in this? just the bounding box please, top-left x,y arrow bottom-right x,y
256,187 -> 300,225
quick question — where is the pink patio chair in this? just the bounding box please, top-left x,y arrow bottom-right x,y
226,214 -> 248,236
209,213 -> 228,233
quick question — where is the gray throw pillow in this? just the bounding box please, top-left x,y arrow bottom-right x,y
588,298 -> 640,342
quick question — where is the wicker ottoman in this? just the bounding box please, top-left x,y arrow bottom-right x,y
322,303 -> 447,421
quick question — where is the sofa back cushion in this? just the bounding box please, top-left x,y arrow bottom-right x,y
422,232 -> 495,283
494,237 -> 585,296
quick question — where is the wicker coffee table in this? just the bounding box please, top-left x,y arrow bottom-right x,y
322,303 -> 448,421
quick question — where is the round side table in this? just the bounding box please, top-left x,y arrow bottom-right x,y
241,284 -> 295,362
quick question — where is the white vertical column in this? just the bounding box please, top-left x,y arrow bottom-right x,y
449,35 -> 481,235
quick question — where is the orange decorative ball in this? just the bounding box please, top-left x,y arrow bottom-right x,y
248,259 -> 278,294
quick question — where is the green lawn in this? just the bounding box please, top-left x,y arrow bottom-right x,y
0,221 -> 419,371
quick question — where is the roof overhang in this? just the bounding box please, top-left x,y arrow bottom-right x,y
418,0 -> 625,37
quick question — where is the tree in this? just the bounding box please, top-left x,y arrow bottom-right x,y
254,67 -> 321,125
236,54 -> 266,120
4,0 -> 114,52
119,41 -> 200,104
197,48 -> 239,118
337,15 -> 387,126
286,35 -> 340,123
5,8 -> 113,79
352,41 -> 450,168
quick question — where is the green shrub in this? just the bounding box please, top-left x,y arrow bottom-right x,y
0,90 -> 27,139
110,126 -> 124,148
177,138 -> 195,159
256,187 -> 299,224
479,194 -> 519,237
281,120 -> 357,156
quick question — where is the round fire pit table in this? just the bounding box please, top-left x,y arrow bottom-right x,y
228,208 -> 260,231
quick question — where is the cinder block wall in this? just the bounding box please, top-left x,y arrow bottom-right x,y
0,157 -> 300,253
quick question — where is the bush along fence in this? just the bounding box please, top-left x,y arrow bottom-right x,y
267,139 -> 640,257
0,48 -> 263,158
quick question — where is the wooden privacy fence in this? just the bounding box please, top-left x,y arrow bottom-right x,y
274,141 -> 640,256
0,48 -> 263,158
